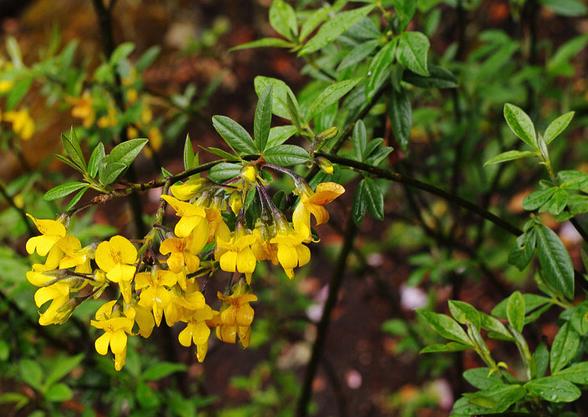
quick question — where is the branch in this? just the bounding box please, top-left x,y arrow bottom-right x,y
318,152 -> 522,237
296,218 -> 357,417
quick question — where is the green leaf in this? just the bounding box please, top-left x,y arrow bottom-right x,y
269,0 -> 298,40
484,150 -> 536,166
99,161 -> 127,185
44,354 -> 84,388
480,313 -> 513,340
555,362 -> 588,384
143,362 -> 187,381
0,392 -> 29,409
300,5 -> 374,55
352,182 -> 367,225
87,143 -> 105,178
531,343 -> 549,379
110,42 -> 135,64
402,65 -> 458,89
460,385 -> 525,413
19,360 -> 43,391
6,77 -> 32,110
43,182 -> 88,201
65,188 -> 88,212
204,146 -> 239,160
541,0 -> 587,16
506,291 -> 525,333
306,78 -> 360,119
362,178 -> 384,221
463,368 -> 502,390
107,138 -> 148,168
183,134 -> 196,170
45,383 -> 73,402
300,5 -> 331,41
254,85 -> 273,151
338,40 -> 379,71
547,35 -> 588,77
492,293 -> 550,319
61,129 -> 86,170
391,0 -> 416,31
550,322 -> 580,373
208,162 -> 242,183
136,45 -> 161,71
420,342 -> 470,353
254,76 -> 301,122
503,103 -> 537,148
231,37 -> 295,51
389,87 -> 412,151
263,144 -> 310,166
366,41 -> 396,98
267,125 -> 297,148
136,383 -> 160,408
544,111 -> 575,144
523,188 -> 557,211
418,310 -> 472,345
396,31 -> 430,76
352,120 -> 367,161
448,300 -> 481,328
534,222 -> 574,300
212,115 -> 257,155
525,377 -> 581,403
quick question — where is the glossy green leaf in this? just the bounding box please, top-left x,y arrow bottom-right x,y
484,150 -> 536,166
418,310 -> 472,345
448,300 -> 481,328
402,65 -> 458,89
99,161 -> 127,185
87,143 -> 105,178
212,115 -> 257,155
61,129 -> 86,170
254,85 -> 273,151
107,138 -> 148,168
366,41 -> 396,97
463,368 -> 502,390
267,125 -> 297,148
43,182 -> 88,201
389,87 -> 412,151
263,144 -> 310,166
503,103 -> 537,148
550,322 -> 580,373
269,0 -> 298,40
231,37 -> 294,51
338,40 -> 379,71
506,291 -> 525,333
352,120 -> 367,161
555,362 -> 588,384
397,31 -> 430,76
534,222 -> 574,300
544,111 -> 575,144
254,76 -> 300,122
420,342 -> 470,353
300,5 -> 374,55
525,377 -> 580,403
307,78 -> 360,119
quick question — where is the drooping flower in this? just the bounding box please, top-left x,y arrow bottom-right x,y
95,235 -> 137,302
91,300 -> 135,371
161,195 -> 208,238
292,182 -> 345,238
269,225 -> 311,279
178,304 -> 215,362
169,178 -> 206,201
215,224 -> 257,283
216,287 -> 257,348
34,281 -> 73,326
135,268 -> 178,326
160,231 -> 207,277
26,215 -> 67,257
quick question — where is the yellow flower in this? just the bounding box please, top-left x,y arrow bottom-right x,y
4,108 -> 35,140
163,281 -> 206,326
251,221 -> 274,262
269,226 -> 311,279
95,236 -> 137,302
169,178 -> 206,201
162,195 -> 209,238
160,232 -> 206,277
0,79 -> 12,93
135,268 -> 178,326
26,215 -> 67,257
292,182 -> 345,238
240,165 -> 257,183
68,91 -> 95,128
129,304 -> 155,338
91,300 -> 135,371
178,304 -> 215,362
97,106 -> 117,128
34,281 -> 72,326
215,225 -> 257,283
216,289 -> 257,348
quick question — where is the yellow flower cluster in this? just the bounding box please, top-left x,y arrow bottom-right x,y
24,174 -> 344,371
2,108 -> 35,140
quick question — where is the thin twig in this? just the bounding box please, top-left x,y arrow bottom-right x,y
296,218 -> 357,417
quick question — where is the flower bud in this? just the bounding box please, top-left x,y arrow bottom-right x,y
240,165 -> 257,183
229,192 -> 243,215
317,157 -> 334,175
317,126 -> 338,141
